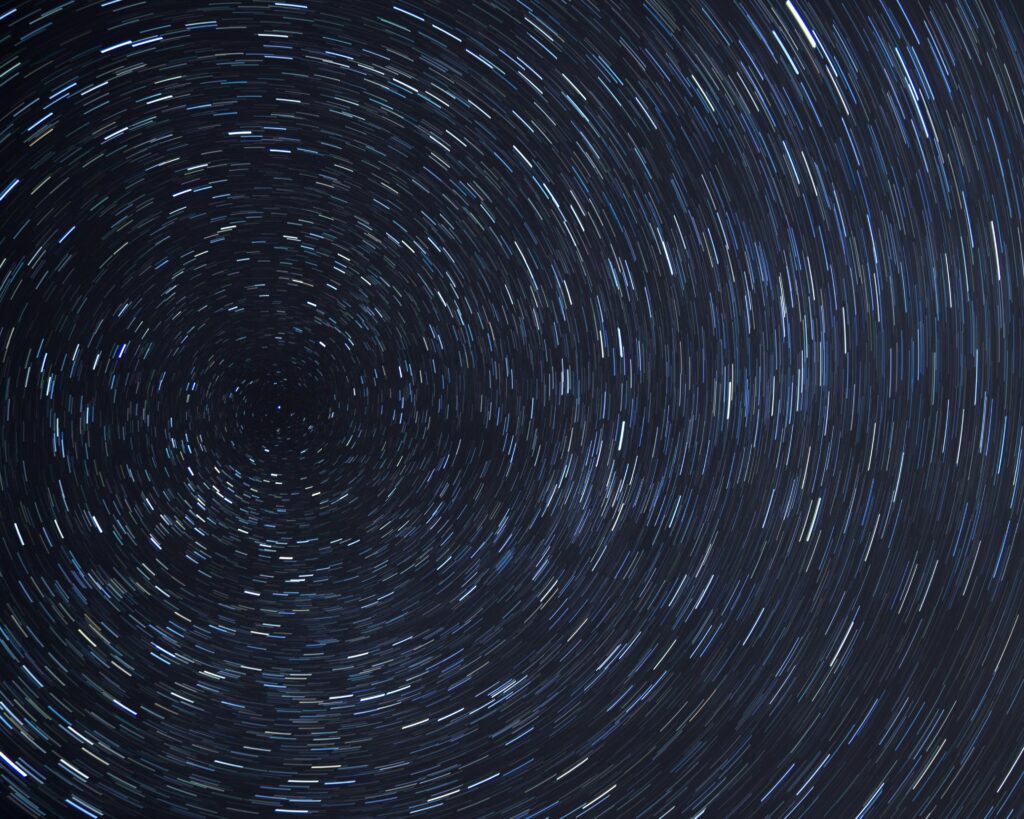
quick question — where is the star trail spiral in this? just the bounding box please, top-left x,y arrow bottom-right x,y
2,0 -> 1024,815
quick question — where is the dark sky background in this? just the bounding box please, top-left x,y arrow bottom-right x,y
1,0 -> 1024,816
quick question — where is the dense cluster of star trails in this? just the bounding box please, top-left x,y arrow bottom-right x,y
3,0 -> 1024,815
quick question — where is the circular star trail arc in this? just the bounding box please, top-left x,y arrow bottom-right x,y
2,0 -> 1024,815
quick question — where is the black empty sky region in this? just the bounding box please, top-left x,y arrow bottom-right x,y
1,0 -> 1024,816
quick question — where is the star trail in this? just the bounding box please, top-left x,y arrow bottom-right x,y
1,0 -> 1024,815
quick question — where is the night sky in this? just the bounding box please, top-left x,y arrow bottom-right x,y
1,0 -> 1024,816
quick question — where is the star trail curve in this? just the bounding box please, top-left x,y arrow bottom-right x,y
2,0 -> 1024,816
